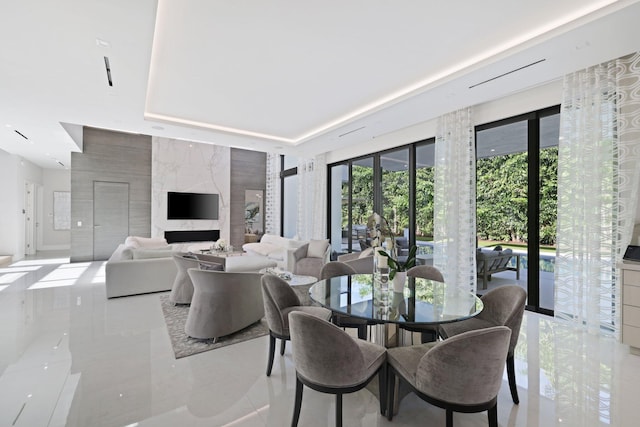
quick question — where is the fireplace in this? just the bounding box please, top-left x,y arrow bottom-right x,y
164,230 -> 220,244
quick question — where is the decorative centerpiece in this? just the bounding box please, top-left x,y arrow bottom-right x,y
211,238 -> 228,252
377,245 -> 418,291
264,267 -> 292,281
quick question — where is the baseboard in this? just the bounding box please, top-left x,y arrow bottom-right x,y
0,255 -> 12,267
38,245 -> 71,251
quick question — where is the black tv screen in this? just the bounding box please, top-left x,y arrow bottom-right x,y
167,192 -> 219,220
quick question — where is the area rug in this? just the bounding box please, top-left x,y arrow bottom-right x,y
159,294 -> 269,359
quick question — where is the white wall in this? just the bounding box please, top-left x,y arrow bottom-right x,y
324,77 -> 640,237
40,169 -> 71,250
151,138 -> 231,242
326,80 -> 563,164
0,150 -> 43,260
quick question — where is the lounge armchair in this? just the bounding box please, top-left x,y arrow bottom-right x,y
336,247 -> 374,274
291,239 -> 331,279
185,269 -> 265,341
476,247 -> 520,289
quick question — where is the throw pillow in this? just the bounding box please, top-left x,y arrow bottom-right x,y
125,236 -> 168,249
120,248 -> 134,260
307,239 -> 329,258
132,248 -> 175,259
243,242 -> 280,256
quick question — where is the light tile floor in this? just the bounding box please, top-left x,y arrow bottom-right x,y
1,252 -> 640,426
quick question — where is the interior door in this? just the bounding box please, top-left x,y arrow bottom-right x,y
93,181 -> 129,260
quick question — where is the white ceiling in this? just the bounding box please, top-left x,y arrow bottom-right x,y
1,0 -> 640,169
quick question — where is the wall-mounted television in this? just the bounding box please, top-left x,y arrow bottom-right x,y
167,192 -> 219,220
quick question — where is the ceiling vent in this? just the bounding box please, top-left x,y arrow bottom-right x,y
338,126 -> 366,138
104,56 -> 113,87
14,129 -> 29,140
469,59 -> 546,89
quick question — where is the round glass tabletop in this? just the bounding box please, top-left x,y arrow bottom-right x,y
309,274 -> 483,325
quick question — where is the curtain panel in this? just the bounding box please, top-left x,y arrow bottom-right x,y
297,154 -> 327,240
555,52 -> 640,336
434,107 -> 477,294
265,152 -> 281,236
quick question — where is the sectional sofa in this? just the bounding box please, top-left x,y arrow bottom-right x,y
105,236 -> 276,298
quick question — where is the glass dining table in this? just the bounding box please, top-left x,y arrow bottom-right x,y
308,274 -> 483,347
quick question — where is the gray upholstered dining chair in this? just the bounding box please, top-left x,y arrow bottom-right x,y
438,285 -> 527,404
185,269 -> 264,340
320,261 -> 372,340
397,265 -> 445,344
387,326 -> 511,427
261,274 -> 332,376
289,311 -> 387,427
169,253 -> 222,305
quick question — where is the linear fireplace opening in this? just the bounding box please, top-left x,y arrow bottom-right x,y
164,230 -> 220,244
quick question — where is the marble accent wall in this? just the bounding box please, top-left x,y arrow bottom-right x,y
151,138 -> 231,242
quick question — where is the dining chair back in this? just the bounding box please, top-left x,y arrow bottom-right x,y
400,265 -> 445,343
289,311 -> 387,426
320,261 -> 370,340
387,326 -> 511,427
261,274 -> 332,376
438,285 -> 527,404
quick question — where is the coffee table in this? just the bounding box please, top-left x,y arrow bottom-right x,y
259,268 -> 317,286
198,251 -> 244,269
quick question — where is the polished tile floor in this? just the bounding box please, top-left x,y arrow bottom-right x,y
1,252 -> 640,427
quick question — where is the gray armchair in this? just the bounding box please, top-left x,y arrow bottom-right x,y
261,274 -> 332,376
439,285 -> 527,404
289,311 -> 387,426
336,247 -> 374,274
169,253 -> 222,305
387,326 -> 511,426
291,239 -> 331,279
184,269 -> 263,341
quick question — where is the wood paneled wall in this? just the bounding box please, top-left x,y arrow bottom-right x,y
70,128 -> 152,262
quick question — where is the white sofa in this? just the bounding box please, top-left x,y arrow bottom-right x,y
106,236 -> 277,298
241,234 -> 307,271
105,243 -> 178,298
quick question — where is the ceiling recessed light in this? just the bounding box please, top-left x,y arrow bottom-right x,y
95,38 -> 111,48
5,124 -> 11,128
151,125 -> 164,130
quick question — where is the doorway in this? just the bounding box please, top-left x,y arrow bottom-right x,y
93,181 -> 129,260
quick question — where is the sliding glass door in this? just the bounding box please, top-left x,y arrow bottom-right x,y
381,148 -> 410,243
350,157 -> 374,252
475,106 -> 559,313
415,143 -> 435,261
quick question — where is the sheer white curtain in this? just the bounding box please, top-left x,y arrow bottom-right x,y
297,154 -> 327,240
555,52 -> 640,335
265,152 -> 281,236
433,107 -> 477,293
